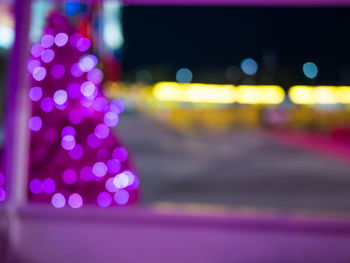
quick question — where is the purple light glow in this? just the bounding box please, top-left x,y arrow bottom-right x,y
80,81 -> 96,97
27,59 -> 41,73
68,193 -> 83,208
79,55 -> 97,72
105,104 -> 121,115
95,124 -> 109,139
55,101 -> 68,111
29,179 -> 42,194
92,162 -> 108,177
127,174 -> 139,190
0,187 -> 6,202
70,33 -> 82,47
55,32 -> 69,47
80,166 -> 93,182
51,64 -> 65,79
112,147 -> 128,162
42,178 -> 56,193
41,34 -> 54,48
41,97 -> 55,112
93,97 -> 108,112
0,173 -> 4,186
105,177 -> 118,192
69,144 -> 84,159
80,96 -> 94,107
113,172 -> 130,189
96,148 -> 110,162
29,87 -> 43,102
104,111 -> 119,127
61,135 -> 76,150
31,44 -> 44,57
29,116 -> 42,132
87,68 -> 103,84
33,67 -> 46,81
97,192 -> 112,207
62,169 -> 77,184
66,83 -> 81,99
76,37 -> 91,52
114,189 -> 129,205
69,109 -> 83,124
54,90 -> 68,105
51,193 -> 65,208
88,88 -> 98,100
41,49 -> 55,63
107,159 -> 121,174
70,63 -> 84,78
87,133 -> 102,148
124,171 -> 135,186
111,98 -> 125,113
61,126 -> 76,137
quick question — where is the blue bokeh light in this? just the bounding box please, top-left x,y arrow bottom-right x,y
303,62 -> 318,79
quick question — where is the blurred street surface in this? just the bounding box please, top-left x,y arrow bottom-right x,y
117,113 -> 350,213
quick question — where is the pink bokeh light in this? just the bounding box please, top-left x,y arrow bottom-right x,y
41,34 -> 55,48
54,90 -> 68,105
95,124 -> 109,139
92,162 -> 108,177
33,67 -> 47,81
69,144 -> 84,159
41,97 -> 55,112
68,193 -> 83,208
29,116 -> 43,132
51,193 -> 66,208
112,147 -> 128,162
27,59 -> 41,74
55,32 -> 69,47
0,188 -> 6,202
62,169 -> 78,185
42,178 -> 56,194
76,37 -> 91,52
97,192 -> 112,207
61,135 -> 76,150
29,179 -> 42,194
114,189 -> 129,205
41,49 -> 55,63
29,87 -> 43,102
31,44 -> 44,57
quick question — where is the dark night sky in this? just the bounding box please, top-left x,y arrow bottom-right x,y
122,6 -> 350,87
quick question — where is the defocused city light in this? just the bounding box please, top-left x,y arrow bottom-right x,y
240,58 -> 258,76
103,2 -> 124,50
0,5 -> 14,49
236,85 -> 285,104
153,82 -> 284,104
0,24 -> 14,49
302,62 -> 318,79
176,68 -> 193,83
289,85 -> 350,104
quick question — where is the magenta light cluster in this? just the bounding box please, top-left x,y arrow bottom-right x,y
0,173 -> 6,202
27,11 -> 139,208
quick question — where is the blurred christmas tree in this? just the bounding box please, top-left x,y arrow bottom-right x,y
27,11 -> 139,208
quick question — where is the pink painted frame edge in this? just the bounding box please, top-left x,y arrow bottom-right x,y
35,0 -> 350,6
121,0 -> 350,6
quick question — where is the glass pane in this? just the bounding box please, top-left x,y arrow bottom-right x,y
118,6 -> 350,213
